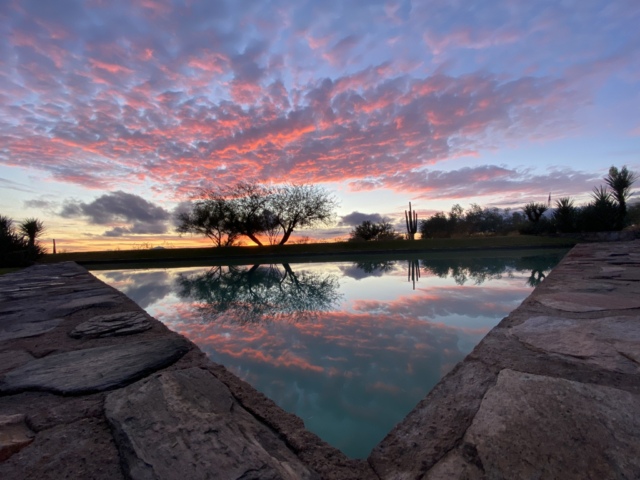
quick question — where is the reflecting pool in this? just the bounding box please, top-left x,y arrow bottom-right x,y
92,249 -> 567,459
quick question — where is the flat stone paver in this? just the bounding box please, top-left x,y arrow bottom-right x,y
0,338 -> 191,395
0,418 -> 124,480
460,369 -> 640,479
105,367 -> 317,480
511,315 -> 640,372
0,317 -> 61,342
536,292 -> 640,312
52,294 -> 122,316
69,311 -> 152,338
0,350 -> 34,376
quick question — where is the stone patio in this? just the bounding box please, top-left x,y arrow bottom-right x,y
1,241 -> 639,479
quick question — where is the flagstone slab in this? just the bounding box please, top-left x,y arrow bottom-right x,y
0,418 -> 123,480
69,311 -> 152,338
511,315 -> 640,372
536,292 -> 640,312
452,369 -> 640,479
0,316 -> 61,342
105,367 -> 317,480
0,350 -> 34,376
369,360 -> 496,479
52,294 -> 122,317
0,337 -> 191,395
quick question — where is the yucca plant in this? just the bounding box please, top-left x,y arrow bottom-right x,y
553,197 -> 577,233
577,186 -> 617,232
19,218 -> 45,249
605,166 -> 637,229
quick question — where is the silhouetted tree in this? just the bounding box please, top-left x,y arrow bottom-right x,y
227,182 -> 276,246
180,182 -> 338,246
419,212 -> 452,238
1,215 -> 45,266
604,165 -> 637,229
552,197 -> 577,233
577,186 -> 618,232
19,218 -> 45,249
176,196 -> 239,247
522,202 -> 548,223
268,184 -> 339,245
349,220 -> 401,241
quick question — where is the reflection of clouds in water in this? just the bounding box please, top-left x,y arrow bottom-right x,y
168,306 -> 471,458
352,285 -> 528,320
95,270 -> 173,309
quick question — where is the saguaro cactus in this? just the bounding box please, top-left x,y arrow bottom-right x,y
405,202 -> 418,240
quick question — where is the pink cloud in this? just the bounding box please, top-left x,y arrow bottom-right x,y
1,0 -> 637,207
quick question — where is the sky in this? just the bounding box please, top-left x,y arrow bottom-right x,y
1,0 -> 639,251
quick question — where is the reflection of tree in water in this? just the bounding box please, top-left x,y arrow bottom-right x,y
352,260 -> 396,274
176,264 -> 341,324
420,254 -> 563,286
526,270 -> 546,287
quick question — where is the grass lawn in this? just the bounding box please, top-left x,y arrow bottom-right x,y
38,235 -> 577,268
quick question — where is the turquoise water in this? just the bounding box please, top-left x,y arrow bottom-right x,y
93,250 -> 566,458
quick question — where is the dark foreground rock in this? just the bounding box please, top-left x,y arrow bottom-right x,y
0,337 -> 191,395
69,311 -> 152,338
459,369 -> 640,479
106,367 -> 317,480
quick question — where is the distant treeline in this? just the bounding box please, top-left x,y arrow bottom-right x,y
420,166 -> 637,238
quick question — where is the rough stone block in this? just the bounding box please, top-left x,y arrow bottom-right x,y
0,418 -> 123,480
536,292 -> 640,312
105,367 -> 317,480
69,311 -> 152,338
0,316 -> 60,342
460,369 -> 640,479
0,337 -> 191,395
511,315 -> 640,373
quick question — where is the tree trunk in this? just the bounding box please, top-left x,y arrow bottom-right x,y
278,228 -> 294,245
246,233 -> 263,246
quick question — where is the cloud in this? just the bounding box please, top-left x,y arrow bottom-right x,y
0,0 -> 637,204
0,177 -> 35,193
349,165 -> 602,205
60,191 -> 170,236
22,198 -> 60,214
338,211 -> 387,226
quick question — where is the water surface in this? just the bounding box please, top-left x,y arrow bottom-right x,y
93,249 -> 566,458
